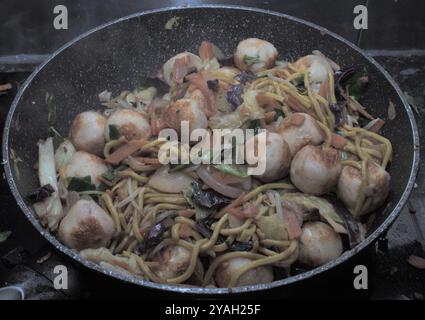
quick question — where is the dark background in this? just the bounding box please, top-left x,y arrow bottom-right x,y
0,0 -> 424,300
1,0 -> 425,58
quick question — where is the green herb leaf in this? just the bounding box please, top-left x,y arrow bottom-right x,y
164,16 -> 180,30
213,164 -> 248,178
0,230 -> 12,243
347,67 -> 368,101
248,119 -> 262,135
182,187 -> 194,207
291,76 -> 307,95
273,107 -> 285,121
101,169 -> 120,184
46,92 -> 56,126
108,124 -> 121,140
66,176 -> 96,192
49,127 -> 65,151
243,54 -> 260,65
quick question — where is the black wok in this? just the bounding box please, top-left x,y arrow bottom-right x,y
2,6 -> 420,295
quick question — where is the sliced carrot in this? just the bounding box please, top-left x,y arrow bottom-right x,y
289,113 -> 306,126
178,223 -> 193,239
210,170 -> 245,185
216,191 -> 247,218
331,133 -> 348,149
105,139 -> 148,165
286,95 -> 305,112
132,157 -> 161,165
228,204 -> 259,219
256,94 -> 278,108
177,209 -> 195,218
199,41 -> 215,60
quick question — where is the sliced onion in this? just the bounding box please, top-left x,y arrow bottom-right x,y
38,138 -> 64,230
228,214 -> 244,228
117,187 -> 142,209
273,192 -> 302,240
148,165 -> 194,193
363,118 -> 385,133
196,166 -> 244,198
312,50 -> 341,71
240,175 -> 252,191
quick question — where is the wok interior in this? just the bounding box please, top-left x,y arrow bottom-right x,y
5,7 -> 415,285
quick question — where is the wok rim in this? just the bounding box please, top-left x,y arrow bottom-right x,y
2,5 -> 420,295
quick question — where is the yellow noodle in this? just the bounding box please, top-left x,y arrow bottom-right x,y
328,71 -> 337,104
263,92 -> 285,103
237,225 -> 256,242
341,160 -> 362,170
115,235 -> 131,253
166,239 -> 207,284
200,214 -> 229,252
304,71 -> 327,124
213,236 -> 235,253
111,179 -> 126,193
213,242 -> 229,253
175,216 -> 196,227
104,137 -> 126,158
260,239 -> 292,248
242,183 -> 294,202
171,223 -> 181,240
118,170 -> 149,183
228,241 -> 298,287
102,193 -> 121,232
145,197 -> 187,205
344,125 -> 392,167
219,219 -> 252,236
131,254 -> 164,283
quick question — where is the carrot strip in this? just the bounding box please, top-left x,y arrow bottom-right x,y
177,209 -> 195,218
199,41 -> 215,60
289,113 -> 305,126
331,134 -> 348,149
132,157 -> 161,165
105,139 -> 148,165
216,192 -> 247,218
